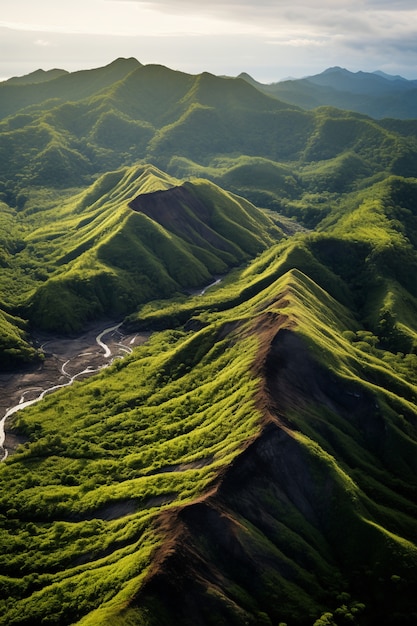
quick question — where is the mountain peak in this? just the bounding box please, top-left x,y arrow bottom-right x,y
107,57 -> 142,69
321,66 -> 349,74
237,71 -> 255,81
4,67 -> 68,85
373,69 -> 407,82
305,65 -> 416,96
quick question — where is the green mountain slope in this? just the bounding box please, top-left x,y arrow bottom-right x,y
3,59 -> 416,198
131,271 -> 417,626
0,309 -> 38,369
1,59 -> 417,248
4,68 -> 69,86
0,58 -> 141,120
0,164 -> 282,337
1,216 -> 416,624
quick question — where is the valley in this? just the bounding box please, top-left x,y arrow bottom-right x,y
0,58 -> 416,626
0,321 -> 148,461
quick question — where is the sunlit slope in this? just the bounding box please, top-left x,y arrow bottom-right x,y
125,173 -> 417,356
128,270 -> 417,626
8,164 -> 281,333
1,241 -> 416,625
0,58 -> 417,624
312,175 -> 417,352
119,180 -> 417,623
0,309 -> 38,368
0,288 -> 265,626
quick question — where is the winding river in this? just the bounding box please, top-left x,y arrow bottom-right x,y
0,279 -> 223,462
0,322 -> 141,462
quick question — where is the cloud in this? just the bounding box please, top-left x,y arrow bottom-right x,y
105,0 -> 417,48
4,1 -> 417,44
1,0 -> 417,81
110,0 -> 416,21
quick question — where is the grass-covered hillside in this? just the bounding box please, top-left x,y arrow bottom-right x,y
0,59 -> 416,625
0,163 -> 283,360
1,194 -> 416,624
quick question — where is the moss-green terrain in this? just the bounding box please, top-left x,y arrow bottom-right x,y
0,59 -> 416,625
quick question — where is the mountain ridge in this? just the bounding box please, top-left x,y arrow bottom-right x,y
4,257 -> 415,625
4,68 -> 69,85
0,57 -> 142,120
241,65 -> 417,119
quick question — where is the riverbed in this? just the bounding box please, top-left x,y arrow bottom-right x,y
0,321 -> 149,461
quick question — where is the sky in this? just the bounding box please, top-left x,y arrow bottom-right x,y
1,0 -> 417,83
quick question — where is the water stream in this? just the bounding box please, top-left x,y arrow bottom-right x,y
0,278 -> 223,462
0,322 -> 133,462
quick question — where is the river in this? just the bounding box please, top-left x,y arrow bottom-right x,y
0,322 -> 147,462
0,278 -> 223,462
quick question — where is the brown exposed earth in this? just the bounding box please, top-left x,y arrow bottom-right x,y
128,318 -> 395,625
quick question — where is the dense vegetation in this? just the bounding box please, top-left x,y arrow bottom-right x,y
0,59 -> 416,625
1,58 -> 417,359
0,162 -> 282,358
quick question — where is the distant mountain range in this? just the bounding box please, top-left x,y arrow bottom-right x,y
3,61 -> 417,120
4,67 -> 69,85
240,65 -> 417,119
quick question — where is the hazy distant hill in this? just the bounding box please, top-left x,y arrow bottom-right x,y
241,66 -> 417,119
307,66 -> 415,94
4,68 -> 69,85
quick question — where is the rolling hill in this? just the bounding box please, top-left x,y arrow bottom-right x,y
0,59 -> 416,626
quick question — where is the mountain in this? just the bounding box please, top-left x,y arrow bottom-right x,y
4,68 -> 69,85
306,66 -> 414,95
0,163 -> 283,341
0,57 -> 142,120
241,66 -> 417,119
0,59 -> 416,626
2,174 -> 417,625
1,61 -> 416,202
2,58 -> 416,357
373,70 -> 408,82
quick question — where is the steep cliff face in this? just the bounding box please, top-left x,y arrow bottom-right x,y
134,326 -> 417,626
129,180 -> 282,258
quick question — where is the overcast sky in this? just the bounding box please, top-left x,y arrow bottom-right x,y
2,0 -> 417,82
